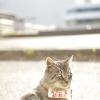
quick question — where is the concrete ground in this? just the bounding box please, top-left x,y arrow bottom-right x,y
0,61 -> 100,100
0,34 -> 100,50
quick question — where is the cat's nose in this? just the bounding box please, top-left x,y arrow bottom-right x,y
65,80 -> 69,84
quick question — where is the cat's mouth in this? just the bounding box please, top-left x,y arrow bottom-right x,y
41,80 -> 71,91
52,87 -> 66,91
51,84 -> 71,91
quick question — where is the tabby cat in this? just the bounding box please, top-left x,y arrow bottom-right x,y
21,56 -> 73,100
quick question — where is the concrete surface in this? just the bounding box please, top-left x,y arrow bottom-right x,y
0,34 -> 100,50
0,61 -> 100,100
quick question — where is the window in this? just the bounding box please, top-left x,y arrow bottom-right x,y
67,7 -> 100,14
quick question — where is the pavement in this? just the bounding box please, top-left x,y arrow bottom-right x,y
0,34 -> 100,50
0,61 -> 100,100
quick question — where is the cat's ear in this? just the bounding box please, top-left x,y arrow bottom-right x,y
65,55 -> 73,66
46,57 -> 54,66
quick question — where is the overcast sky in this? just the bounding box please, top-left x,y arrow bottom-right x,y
0,0 -> 74,25
1,0 -> 100,25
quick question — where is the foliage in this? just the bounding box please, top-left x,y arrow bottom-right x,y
77,52 -> 83,58
92,48 -> 96,56
23,50 -> 35,56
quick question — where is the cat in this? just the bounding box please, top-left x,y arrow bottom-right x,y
21,56 -> 73,100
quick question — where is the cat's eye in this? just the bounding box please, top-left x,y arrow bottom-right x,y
68,73 -> 72,79
57,74 -> 62,77
57,74 -> 64,80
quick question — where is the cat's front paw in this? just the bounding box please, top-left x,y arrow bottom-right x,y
21,90 -> 36,100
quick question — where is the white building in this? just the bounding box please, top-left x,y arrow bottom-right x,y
75,0 -> 100,4
0,9 -> 15,35
65,3 -> 100,30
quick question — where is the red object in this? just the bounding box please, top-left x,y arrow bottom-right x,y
52,93 -> 57,97
65,90 -> 68,94
58,92 -> 63,97
51,90 -> 54,93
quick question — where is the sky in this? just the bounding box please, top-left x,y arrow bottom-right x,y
0,0 -> 100,25
0,0 -> 74,25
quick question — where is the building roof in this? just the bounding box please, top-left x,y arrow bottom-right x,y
0,9 -> 15,16
66,3 -> 100,10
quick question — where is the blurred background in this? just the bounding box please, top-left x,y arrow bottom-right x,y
0,0 -> 100,100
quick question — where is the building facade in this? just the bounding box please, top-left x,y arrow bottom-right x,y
0,9 -> 15,35
65,3 -> 100,30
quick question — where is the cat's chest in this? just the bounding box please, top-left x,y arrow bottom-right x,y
39,87 -> 71,100
43,91 -> 71,100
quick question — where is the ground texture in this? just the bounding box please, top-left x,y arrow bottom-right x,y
0,61 -> 100,100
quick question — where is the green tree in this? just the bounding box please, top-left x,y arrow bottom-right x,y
85,0 -> 91,3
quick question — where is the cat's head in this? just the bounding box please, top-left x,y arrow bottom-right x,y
41,56 -> 73,91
